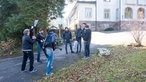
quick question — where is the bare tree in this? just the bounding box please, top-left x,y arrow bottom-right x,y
130,21 -> 145,46
121,21 -> 145,47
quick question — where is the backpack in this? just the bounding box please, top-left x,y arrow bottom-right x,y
43,33 -> 53,48
51,32 -> 55,42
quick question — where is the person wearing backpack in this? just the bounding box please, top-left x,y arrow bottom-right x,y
43,30 -> 55,76
75,25 -> 83,53
62,27 -> 74,54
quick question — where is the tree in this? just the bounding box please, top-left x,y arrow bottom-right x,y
0,0 -> 18,40
122,21 -> 145,47
130,21 -> 145,47
0,0 -> 65,40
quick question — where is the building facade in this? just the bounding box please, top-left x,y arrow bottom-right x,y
66,0 -> 146,31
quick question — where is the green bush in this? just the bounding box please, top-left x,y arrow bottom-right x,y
56,38 -> 64,46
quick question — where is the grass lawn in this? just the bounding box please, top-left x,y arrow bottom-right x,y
37,46 -> 146,82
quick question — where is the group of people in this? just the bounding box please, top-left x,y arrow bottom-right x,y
21,28 -> 55,76
63,23 -> 91,58
21,22 -> 91,76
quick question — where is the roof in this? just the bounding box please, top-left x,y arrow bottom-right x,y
67,0 -> 96,18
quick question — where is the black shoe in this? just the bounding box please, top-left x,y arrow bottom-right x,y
71,51 -> 74,53
37,60 -> 42,63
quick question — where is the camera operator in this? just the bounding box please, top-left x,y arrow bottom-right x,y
21,29 -> 37,73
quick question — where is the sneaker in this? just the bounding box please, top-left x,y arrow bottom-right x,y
37,60 -> 42,63
82,57 -> 89,60
46,73 -> 54,76
71,51 -> 74,53
51,66 -> 53,69
30,69 -> 37,73
21,69 -> 27,72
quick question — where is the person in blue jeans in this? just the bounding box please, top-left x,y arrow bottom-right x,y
45,48 -> 53,76
36,28 -> 47,63
43,30 -> 55,76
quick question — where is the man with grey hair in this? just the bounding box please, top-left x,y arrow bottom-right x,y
21,29 -> 36,73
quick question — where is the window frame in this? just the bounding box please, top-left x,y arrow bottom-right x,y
104,9 -> 110,19
85,8 -> 92,18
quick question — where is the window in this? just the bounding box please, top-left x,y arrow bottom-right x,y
126,0 -> 137,4
104,9 -> 110,19
85,8 -> 92,18
137,8 -> 145,19
104,0 -> 111,2
138,0 -> 146,5
125,7 -> 133,19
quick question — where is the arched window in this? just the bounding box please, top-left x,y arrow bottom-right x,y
125,7 -> 133,19
137,8 -> 145,19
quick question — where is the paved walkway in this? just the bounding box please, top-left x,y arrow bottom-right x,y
1,31 -> 146,82
0,39 -> 98,82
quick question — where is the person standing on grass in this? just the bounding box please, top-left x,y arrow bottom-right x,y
36,28 -> 46,63
75,25 -> 83,53
62,27 -> 74,54
82,23 -> 91,59
21,29 -> 37,73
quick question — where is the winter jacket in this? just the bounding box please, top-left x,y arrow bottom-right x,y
36,33 -> 45,44
22,35 -> 35,51
75,28 -> 82,41
83,29 -> 91,42
62,30 -> 72,42
43,31 -> 55,48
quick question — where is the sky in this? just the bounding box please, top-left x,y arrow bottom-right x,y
50,0 -> 74,27
63,0 -> 73,18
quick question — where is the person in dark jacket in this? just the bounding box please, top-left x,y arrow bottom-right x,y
62,27 -> 74,54
21,29 -> 36,73
36,28 -> 46,63
82,23 -> 91,59
75,25 -> 82,53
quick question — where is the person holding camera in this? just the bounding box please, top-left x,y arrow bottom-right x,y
21,29 -> 37,73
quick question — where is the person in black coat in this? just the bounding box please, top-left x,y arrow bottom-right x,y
62,27 -> 74,54
21,29 -> 36,73
82,23 -> 91,59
